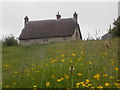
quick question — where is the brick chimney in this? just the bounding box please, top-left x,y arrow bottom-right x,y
24,16 -> 29,26
56,12 -> 61,20
73,12 -> 78,22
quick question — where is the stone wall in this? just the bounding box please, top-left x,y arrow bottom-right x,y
20,36 -> 72,45
72,27 -> 81,40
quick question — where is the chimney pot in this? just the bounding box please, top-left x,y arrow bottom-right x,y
24,16 -> 29,26
73,12 -> 78,22
56,12 -> 61,20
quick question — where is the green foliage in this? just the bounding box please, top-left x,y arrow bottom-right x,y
2,34 -> 18,46
109,16 -> 120,37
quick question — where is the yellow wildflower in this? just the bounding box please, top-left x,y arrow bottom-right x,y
117,80 -> 120,82
115,68 -> 118,71
110,76 -> 115,79
63,74 -> 69,79
86,79 -> 90,83
31,68 -> 34,70
77,73 -> 82,76
6,85 -> 10,87
70,61 -> 73,62
46,82 -> 50,87
94,74 -> 100,79
34,64 -> 37,67
53,60 -> 57,62
112,61 -> 115,64
66,75 -> 69,79
61,78 -> 64,80
33,85 -> 37,88
81,51 -> 84,54
114,83 -> 117,86
118,84 -> 120,86
97,85 -> 103,88
105,83 -> 110,87
61,55 -> 64,57
57,79 -> 62,82
13,82 -> 16,85
114,83 -> 120,88
80,82 -> 84,84
61,60 -> 65,62
50,62 -> 54,63
103,74 -> 108,77
27,73 -> 30,76
78,58 -> 82,61
52,75 -> 55,78
88,84 -> 92,86
89,62 -> 92,64
85,85 -> 89,88
76,82 -> 80,86
14,71 -> 19,74
63,74 -> 67,76
72,53 -> 75,56
82,84 -> 86,87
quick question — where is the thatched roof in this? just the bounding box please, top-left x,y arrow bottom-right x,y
19,18 -> 82,40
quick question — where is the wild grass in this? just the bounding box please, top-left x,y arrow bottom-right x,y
2,38 -> 120,88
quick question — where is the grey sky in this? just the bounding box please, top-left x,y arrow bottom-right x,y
1,2 -> 118,40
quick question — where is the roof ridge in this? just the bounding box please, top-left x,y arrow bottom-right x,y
28,18 -> 74,22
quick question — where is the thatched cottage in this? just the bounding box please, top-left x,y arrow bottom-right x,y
19,12 -> 82,45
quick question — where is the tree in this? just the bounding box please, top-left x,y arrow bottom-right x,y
109,16 -> 120,37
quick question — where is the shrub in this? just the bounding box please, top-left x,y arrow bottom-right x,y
2,34 -> 18,46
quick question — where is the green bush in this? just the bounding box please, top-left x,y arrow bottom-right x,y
2,34 -> 18,46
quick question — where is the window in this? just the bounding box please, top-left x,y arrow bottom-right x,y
44,38 -> 48,42
26,40 -> 29,43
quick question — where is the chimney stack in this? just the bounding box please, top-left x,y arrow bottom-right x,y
56,12 -> 61,20
73,12 -> 78,22
24,16 -> 29,26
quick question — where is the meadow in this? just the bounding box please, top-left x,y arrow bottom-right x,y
2,38 -> 120,88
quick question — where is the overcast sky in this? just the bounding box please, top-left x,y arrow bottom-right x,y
1,1 -> 119,40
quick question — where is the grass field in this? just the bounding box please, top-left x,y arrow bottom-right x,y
2,38 -> 120,88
